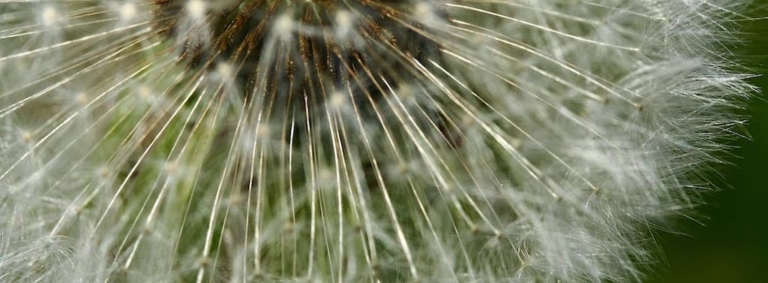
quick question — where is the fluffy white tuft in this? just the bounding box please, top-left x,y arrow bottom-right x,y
0,0 -> 754,282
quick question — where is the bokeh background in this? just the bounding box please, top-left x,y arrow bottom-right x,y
651,2 -> 768,282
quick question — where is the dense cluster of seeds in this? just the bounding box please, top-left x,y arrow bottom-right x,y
0,1 -> 752,282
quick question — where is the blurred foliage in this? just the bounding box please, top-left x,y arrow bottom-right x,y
651,2 -> 768,282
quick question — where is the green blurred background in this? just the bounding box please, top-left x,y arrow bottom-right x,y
651,3 -> 768,282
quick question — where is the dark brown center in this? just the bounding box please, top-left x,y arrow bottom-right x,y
153,0 -> 443,110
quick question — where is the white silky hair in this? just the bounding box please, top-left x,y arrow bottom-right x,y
0,0 -> 754,282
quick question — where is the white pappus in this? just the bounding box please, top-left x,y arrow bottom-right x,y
0,0 -> 755,282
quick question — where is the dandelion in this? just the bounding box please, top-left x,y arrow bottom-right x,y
0,0 -> 754,282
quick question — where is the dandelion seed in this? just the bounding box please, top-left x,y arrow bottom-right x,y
0,0 -> 755,282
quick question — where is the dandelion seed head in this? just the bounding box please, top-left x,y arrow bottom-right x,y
0,0 -> 755,282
